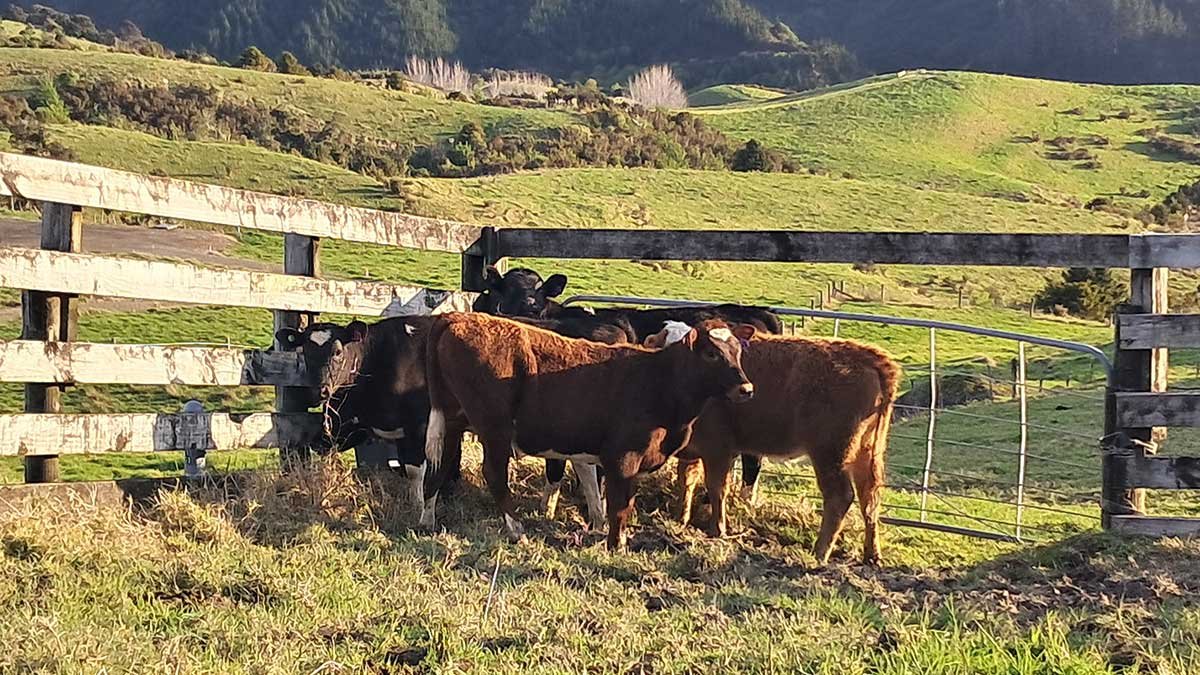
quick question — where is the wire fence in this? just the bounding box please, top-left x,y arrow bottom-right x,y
564,294 -> 1112,544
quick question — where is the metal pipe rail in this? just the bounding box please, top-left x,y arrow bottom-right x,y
561,293 -> 1115,382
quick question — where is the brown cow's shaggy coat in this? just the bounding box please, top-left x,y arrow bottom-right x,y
676,335 -> 900,565
423,312 -> 755,549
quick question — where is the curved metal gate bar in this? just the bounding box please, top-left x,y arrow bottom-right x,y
562,293 -> 1113,543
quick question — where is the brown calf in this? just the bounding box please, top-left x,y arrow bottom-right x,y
423,312 -> 755,549
673,335 -> 900,565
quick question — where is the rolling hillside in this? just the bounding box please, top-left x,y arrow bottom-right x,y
697,70 -> 1200,206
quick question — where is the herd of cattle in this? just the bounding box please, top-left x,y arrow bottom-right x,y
274,268 -> 900,565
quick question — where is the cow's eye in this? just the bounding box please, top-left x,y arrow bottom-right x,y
703,350 -> 719,362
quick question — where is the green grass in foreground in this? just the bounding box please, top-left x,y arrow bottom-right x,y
2,456 -> 1198,673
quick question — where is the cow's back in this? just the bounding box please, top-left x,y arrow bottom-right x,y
428,313 -> 659,452
694,336 -> 899,457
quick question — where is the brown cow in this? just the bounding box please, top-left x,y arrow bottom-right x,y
667,334 -> 901,565
423,312 -> 756,549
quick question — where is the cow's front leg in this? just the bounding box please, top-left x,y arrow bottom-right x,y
481,434 -> 524,540
603,453 -> 640,551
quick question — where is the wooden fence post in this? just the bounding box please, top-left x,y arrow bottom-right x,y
461,226 -> 499,292
1102,268 -> 1168,528
21,202 -> 81,483
274,233 -> 319,465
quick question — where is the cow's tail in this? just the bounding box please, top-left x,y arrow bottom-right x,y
863,350 -> 902,483
423,317 -> 452,470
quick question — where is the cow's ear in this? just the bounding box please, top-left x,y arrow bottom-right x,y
643,328 -> 668,349
347,321 -> 368,342
485,266 -> 505,289
275,328 -> 302,349
733,324 -> 757,342
541,274 -> 568,298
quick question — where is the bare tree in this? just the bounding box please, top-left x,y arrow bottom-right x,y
484,70 -> 553,100
404,55 -> 472,95
626,64 -> 688,110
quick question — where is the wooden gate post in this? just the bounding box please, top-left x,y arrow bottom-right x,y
274,233 -> 319,465
21,202 -> 81,483
461,226 -> 499,293
1102,268 -> 1168,527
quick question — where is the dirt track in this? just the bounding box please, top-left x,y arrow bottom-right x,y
1,218 -> 277,320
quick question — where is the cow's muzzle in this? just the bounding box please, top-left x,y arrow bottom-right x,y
728,382 -> 755,403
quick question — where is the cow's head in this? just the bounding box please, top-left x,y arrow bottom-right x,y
275,320 -> 369,400
646,319 -> 756,403
474,266 -> 568,318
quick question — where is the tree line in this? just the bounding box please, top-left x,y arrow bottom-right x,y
20,0 -> 859,89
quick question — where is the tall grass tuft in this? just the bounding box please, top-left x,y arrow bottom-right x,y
404,55 -> 472,96
484,70 -> 553,100
626,64 -> 688,110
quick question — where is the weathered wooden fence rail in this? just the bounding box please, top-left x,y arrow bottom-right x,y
1,152 -> 1198,537
0,152 -> 476,481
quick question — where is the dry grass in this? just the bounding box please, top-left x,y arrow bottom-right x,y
3,455 -> 1200,673
404,55 -> 472,96
484,71 -> 553,101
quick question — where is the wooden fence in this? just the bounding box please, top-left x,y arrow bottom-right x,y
1,152 -> 1198,537
0,153 -> 475,482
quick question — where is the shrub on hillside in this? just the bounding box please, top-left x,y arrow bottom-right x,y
1148,133 -> 1200,162
237,46 -> 277,72
1145,178 -> 1200,227
276,51 -> 311,76
1035,268 -> 1125,321
730,139 -> 796,172
626,65 -> 688,110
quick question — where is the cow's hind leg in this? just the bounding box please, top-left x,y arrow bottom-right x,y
849,443 -> 884,566
541,458 -> 566,520
812,452 -> 854,566
573,461 -> 606,531
676,457 -> 702,527
701,453 -> 735,538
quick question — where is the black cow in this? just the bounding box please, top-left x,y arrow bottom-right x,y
473,266 -> 783,503
274,317 -> 607,530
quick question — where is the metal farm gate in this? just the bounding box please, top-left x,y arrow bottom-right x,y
560,294 -> 1114,543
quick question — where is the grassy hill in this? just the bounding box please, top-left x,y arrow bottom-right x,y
688,83 -> 787,107
0,48 -> 577,143
698,70 -> 1200,207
